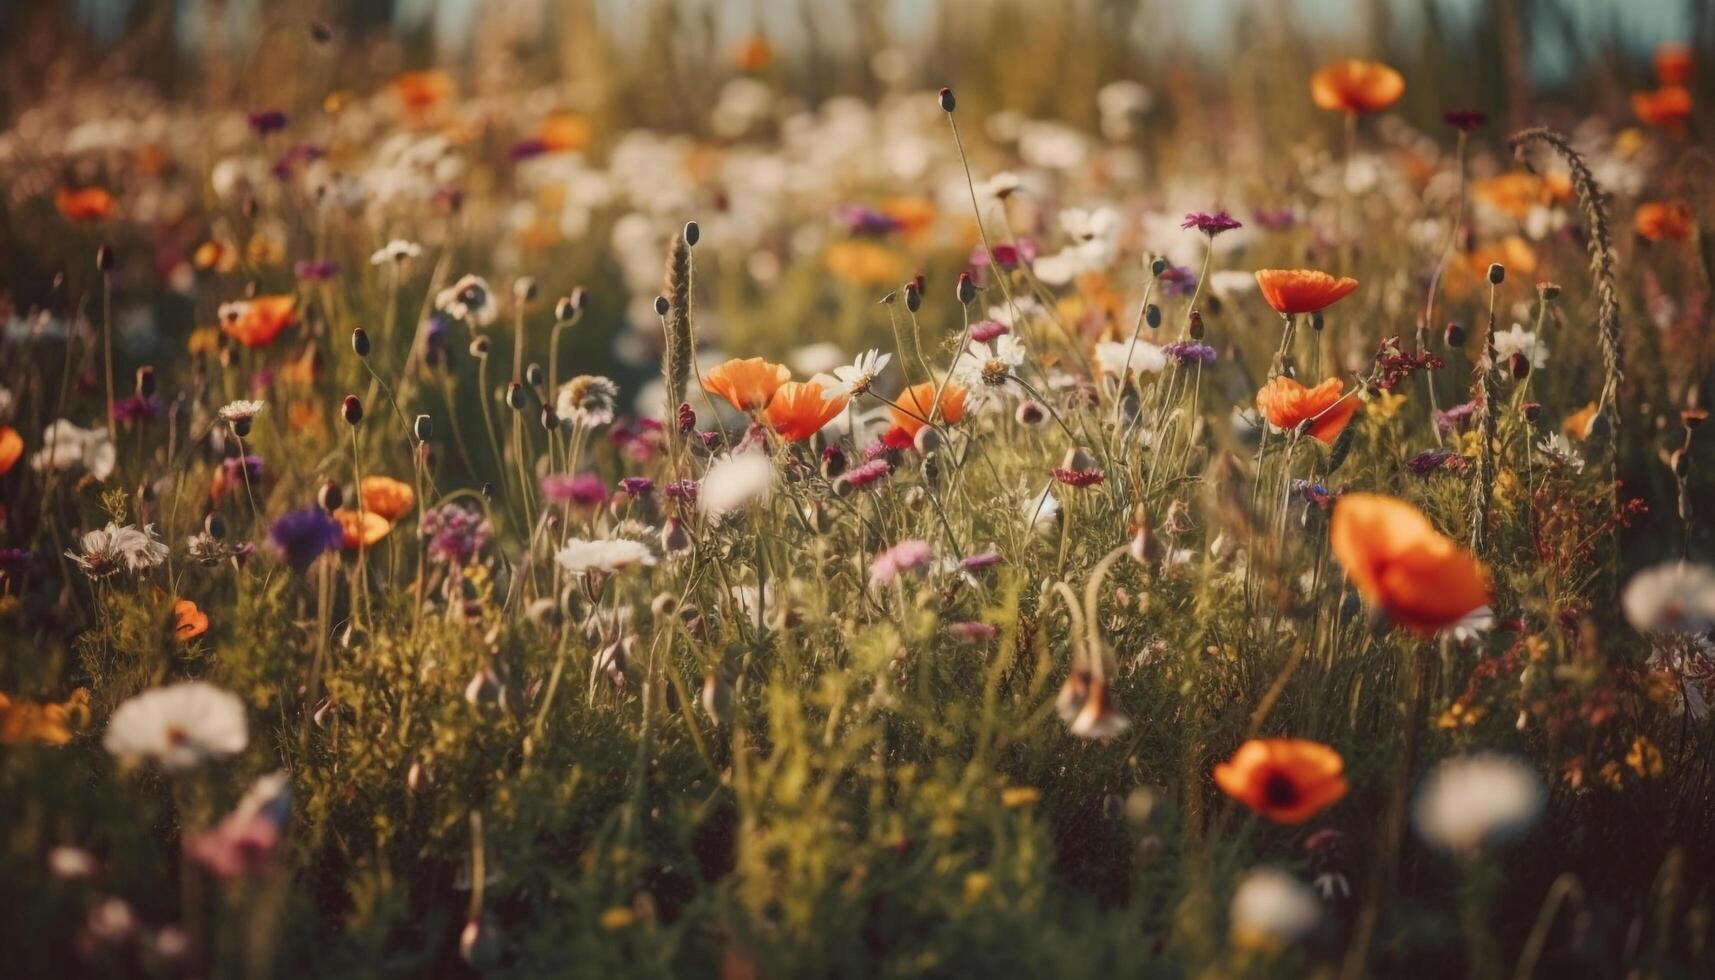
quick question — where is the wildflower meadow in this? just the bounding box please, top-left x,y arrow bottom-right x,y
2,2 -> 1714,977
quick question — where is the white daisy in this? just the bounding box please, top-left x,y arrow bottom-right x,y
1492,323 -> 1549,370
1094,339 -> 1168,379
30,420 -> 116,481
435,274 -> 499,327
104,681 -> 249,770
555,376 -> 619,428
370,238 -> 423,266
954,335 -> 1027,390
1534,433 -> 1584,472
555,538 -> 657,574
218,400 -> 266,424
825,348 -> 892,398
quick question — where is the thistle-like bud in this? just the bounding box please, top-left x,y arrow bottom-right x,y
554,296 -> 576,322
1150,257 -> 1168,277
661,517 -> 691,554
1539,282 -> 1561,301
1444,322 -> 1466,348
1487,263 -> 1505,285
904,279 -> 923,313
318,478 -> 342,512
506,382 -> 526,411
351,327 -> 370,357
1015,401 -> 1046,427
684,221 -> 700,247
513,276 -> 537,304
1309,311 -> 1325,332
341,394 -> 363,425
470,336 -> 491,358
937,87 -> 956,112
540,405 -> 558,430
1508,351 -> 1530,380
956,271 -> 977,305
525,363 -> 544,386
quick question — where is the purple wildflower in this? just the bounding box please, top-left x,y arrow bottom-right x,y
1181,210 -> 1243,237
294,260 -> 340,282
665,480 -> 699,503
970,320 -> 1010,344
1158,263 -> 1198,297
1252,208 -> 1298,231
508,138 -> 550,161
1406,449 -> 1468,476
618,477 -> 655,496
841,458 -> 893,489
831,204 -> 903,238
1434,400 -> 1480,436
420,502 -> 493,566
112,394 -> 161,424
269,508 -> 342,574
540,472 -> 609,507
248,109 -> 288,135
223,455 -> 264,485
1162,342 -> 1217,365
1291,479 -> 1336,510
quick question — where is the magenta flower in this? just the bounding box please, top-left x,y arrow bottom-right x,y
1181,210 -> 1242,237
970,320 -> 1010,344
870,539 -> 933,586
540,472 -> 608,507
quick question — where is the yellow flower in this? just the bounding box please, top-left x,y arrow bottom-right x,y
598,906 -> 637,930
0,688 -> 90,746
1366,389 -> 1407,423
963,872 -> 993,903
1626,737 -> 1663,779
1000,786 -> 1041,809
187,327 -> 221,356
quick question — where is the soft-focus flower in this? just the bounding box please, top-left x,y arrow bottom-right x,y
1655,43 -> 1693,85
556,376 -> 620,428
1623,562 -> 1715,634
0,689 -> 89,746
421,502 -> 492,566
333,508 -> 391,550
955,335 -> 1028,390
870,539 -> 932,587
888,381 -> 968,438
1161,341 -> 1217,365
703,357 -> 791,413
556,538 -> 657,574
55,186 -> 117,221
1310,60 -> 1405,113
1214,738 -> 1349,824
764,378 -> 848,442
1635,201 -> 1695,243
173,599 -> 209,642
371,239 -> 424,265
0,425 -> 22,475
1230,868 -> 1322,951
1491,324 -> 1548,370
184,772 -> 290,880
219,399 -> 267,426
104,682 -> 248,770
221,296 -> 296,348
359,476 -> 416,521
1068,677 -> 1130,740
1094,340 -> 1167,380
1254,269 -> 1359,315
823,240 -> 902,286
700,452 -> 774,517
435,275 -> 499,327
1632,85 -> 1693,130
393,70 -> 454,112
29,421 -> 116,480
1413,753 -> 1544,854
1329,493 -> 1491,634
1182,210 -> 1243,236
269,508 -> 343,573
1255,377 -> 1359,444
66,522 -> 169,578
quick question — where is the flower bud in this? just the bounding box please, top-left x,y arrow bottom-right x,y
653,295 -> 670,317
318,478 -> 343,512
914,425 -> 944,456
904,279 -> 923,313
525,362 -> 544,386
821,445 -> 847,479
414,414 -> 433,441
1145,304 -> 1161,329
1444,322 -> 1466,347
470,336 -> 491,358
1508,351 -> 1530,380
1015,401 -> 1046,427
513,276 -> 537,303
684,221 -> 700,247
937,87 -> 956,112
96,245 -> 116,272
506,382 -> 526,411
351,327 -> 371,357
661,517 -> 691,554
135,365 -> 156,398
1187,309 -> 1205,340
1487,263 -> 1505,285
956,271 -> 977,305
342,394 -> 363,425
554,296 -> 577,322
1309,311 -> 1325,332
204,512 -> 227,540
1538,281 -> 1561,301
1150,257 -> 1168,277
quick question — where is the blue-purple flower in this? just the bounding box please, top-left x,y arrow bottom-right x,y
1162,342 -> 1218,365
269,508 -> 342,574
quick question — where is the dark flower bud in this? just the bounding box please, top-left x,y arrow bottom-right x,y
555,296 -> 577,322
653,295 -> 670,317
1521,402 -> 1542,422
938,87 -> 956,112
956,271 -> 977,305
676,402 -> 696,434
1487,263 -> 1505,285
205,512 -> 227,540
1015,400 -> 1046,427
1150,257 -> 1168,277
351,327 -> 371,357
1187,309 -> 1205,340
96,245 -> 116,272
318,479 -> 343,512
310,21 -> 333,43
1539,282 -> 1561,301
525,363 -> 544,386
414,414 -> 433,441
904,280 -> 923,313
481,482 -> 495,501
1310,311 -> 1325,332
1508,351 -> 1530,380
506,382 -> 526,411
341,394 -> 363,425
513,277 -> 537,303
821,445 -> 847,479
1671,448 -> 1689,477
1145,304 -> 1161,329
1444,322 -> 1466,348
135,366 -> 156,398
684,221 -> 700,247
470,336 -> 491,357
540,405 -> 558,430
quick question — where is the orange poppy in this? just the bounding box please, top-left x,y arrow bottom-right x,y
173,599 -> 209,642
1563,402 -> 1599,441
763,378 -> 849,442
1635,201 -> 1695,243
0,689 -> 89,746
877,196 -> 938,238
360,476 -> 417,521
888,380 -> 968,438
1632,86 -> 1693,130
1254,269 -> 1359,316
732,35 -> 773,73
1473,172 -> 1561,220
1655,44 -> 1693,86
537,113 -> 591,153
393,70 -> 453,113
703,357 -> 791,413
1214,738 -> 1349,824
1310,60 -> 1405,114
55,186 -> 116,222
0,426 -> 22,476
823,240 -> 903,287
334,508 -> 391,550
1455,237 -> 1538,295
1330,493 -> 1491,634
221,295 -> 297,348
1255,377 -> 1360,445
